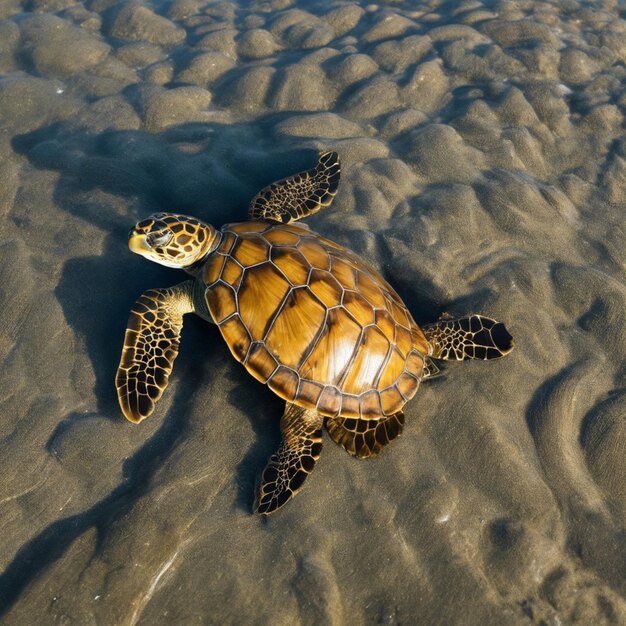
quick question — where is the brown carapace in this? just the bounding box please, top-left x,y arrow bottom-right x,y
116,151 -> 515,514
203,220 -> 429,421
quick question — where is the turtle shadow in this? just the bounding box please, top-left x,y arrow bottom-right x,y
12,118 -> 463,518
11,118 -> 330,521
13,120 -> 317,423
12,120 -> 320,226
225,367 -> 284,513
54,233 -> 181,419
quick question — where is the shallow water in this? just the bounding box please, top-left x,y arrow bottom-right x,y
0,0 -> 625,623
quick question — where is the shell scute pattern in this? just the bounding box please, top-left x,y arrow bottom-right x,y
238,263 -> 289,339
263,228 -> 300,246
221,258 -> 243,289
206,281 -> 237,323
265,287 -> 326,370
271,247 -> 310,285
232,236 -> 270,267
204,222 -> 429,419
246,343 -> 278,383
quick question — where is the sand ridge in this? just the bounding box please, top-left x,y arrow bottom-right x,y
0,0 -> 625,623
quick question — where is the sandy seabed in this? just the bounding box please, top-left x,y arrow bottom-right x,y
0,0 -> 625,624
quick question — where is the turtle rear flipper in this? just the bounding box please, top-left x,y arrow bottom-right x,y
116,281 -> 194,423
326,412 -> 405,459
249,151 -> 340,224
256,403 -> 323,514
422,357 -> 441,380
423,315 -> 514,361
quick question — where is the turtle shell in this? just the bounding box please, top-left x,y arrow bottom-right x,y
202,221 -> 429,419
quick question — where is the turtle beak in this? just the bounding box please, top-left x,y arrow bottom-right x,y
128,232 -> 151,255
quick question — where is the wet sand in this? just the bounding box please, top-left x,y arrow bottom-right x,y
0,0 -> 625,624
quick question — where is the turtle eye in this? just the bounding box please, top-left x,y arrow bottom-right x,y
147,230 -> 173,247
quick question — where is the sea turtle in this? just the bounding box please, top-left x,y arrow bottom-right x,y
116,151 -> 514,514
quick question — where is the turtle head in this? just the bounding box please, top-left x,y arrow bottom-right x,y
128,213 -> 219,269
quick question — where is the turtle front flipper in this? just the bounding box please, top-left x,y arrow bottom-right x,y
256,403 -> 324,514
422,315 -> 514,361
326,412 -> 405,459
248,151 -> 341,224
116,281 -> 195,423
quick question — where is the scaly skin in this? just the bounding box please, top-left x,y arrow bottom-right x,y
422,315 -> 514,361
249,151 -> 340,224
116,281 -> 194,423
256,403 -> 324,515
